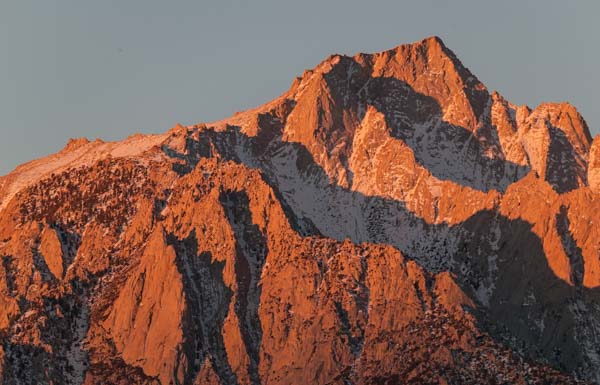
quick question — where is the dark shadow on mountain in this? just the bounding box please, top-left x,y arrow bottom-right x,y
305,55 -> 531,193
167,230 -> 239,385
220,191 -> 267,385
555,206 -> 585,287
359,79 -> 530,194
546,123 -> 587,193
50,224 -> 81,278
456,210 -> 592,374
1,255 -> 16,296
162,123 -> 600,381
1,279 -> 92,384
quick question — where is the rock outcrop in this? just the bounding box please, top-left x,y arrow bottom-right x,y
0,36 -> 597,384
589,135 -> 600,193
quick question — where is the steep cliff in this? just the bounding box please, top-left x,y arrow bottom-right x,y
0,36 -> 597,384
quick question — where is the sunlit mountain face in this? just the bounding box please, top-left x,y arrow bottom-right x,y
0,36 -> 598,384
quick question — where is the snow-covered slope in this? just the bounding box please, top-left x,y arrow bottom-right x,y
0,133 -> 169,211
0,36 -> 598,384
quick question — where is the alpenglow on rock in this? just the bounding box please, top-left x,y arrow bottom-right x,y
0,36 -> 598,384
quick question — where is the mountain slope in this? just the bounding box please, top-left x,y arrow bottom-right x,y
0,36 -> 598,384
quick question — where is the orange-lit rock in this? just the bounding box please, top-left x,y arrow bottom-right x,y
590,135 -> 600,193
0,36 -> 597,384
39,226 -> 64,280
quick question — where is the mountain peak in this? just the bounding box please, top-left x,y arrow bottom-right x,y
531,101 -> 593,145
392,34 -> 447,52
62,137 -> 92,152
212,37 -> 593,195
0,36 -> 598,384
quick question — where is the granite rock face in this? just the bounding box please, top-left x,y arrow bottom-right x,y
0,37 -> 598,384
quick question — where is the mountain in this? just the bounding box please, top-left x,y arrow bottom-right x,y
0,36 -> 598,384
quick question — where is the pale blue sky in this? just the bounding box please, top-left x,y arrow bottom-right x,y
1,0 -> 598,175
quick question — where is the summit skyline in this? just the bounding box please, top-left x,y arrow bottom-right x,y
1,0 -> 598,175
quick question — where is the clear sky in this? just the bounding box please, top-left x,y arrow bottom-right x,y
1,0 -> 598,175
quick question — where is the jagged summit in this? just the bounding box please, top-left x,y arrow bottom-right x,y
202,36 -> 593,195
4,36 -> 593,203
0,37 -> 598,384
